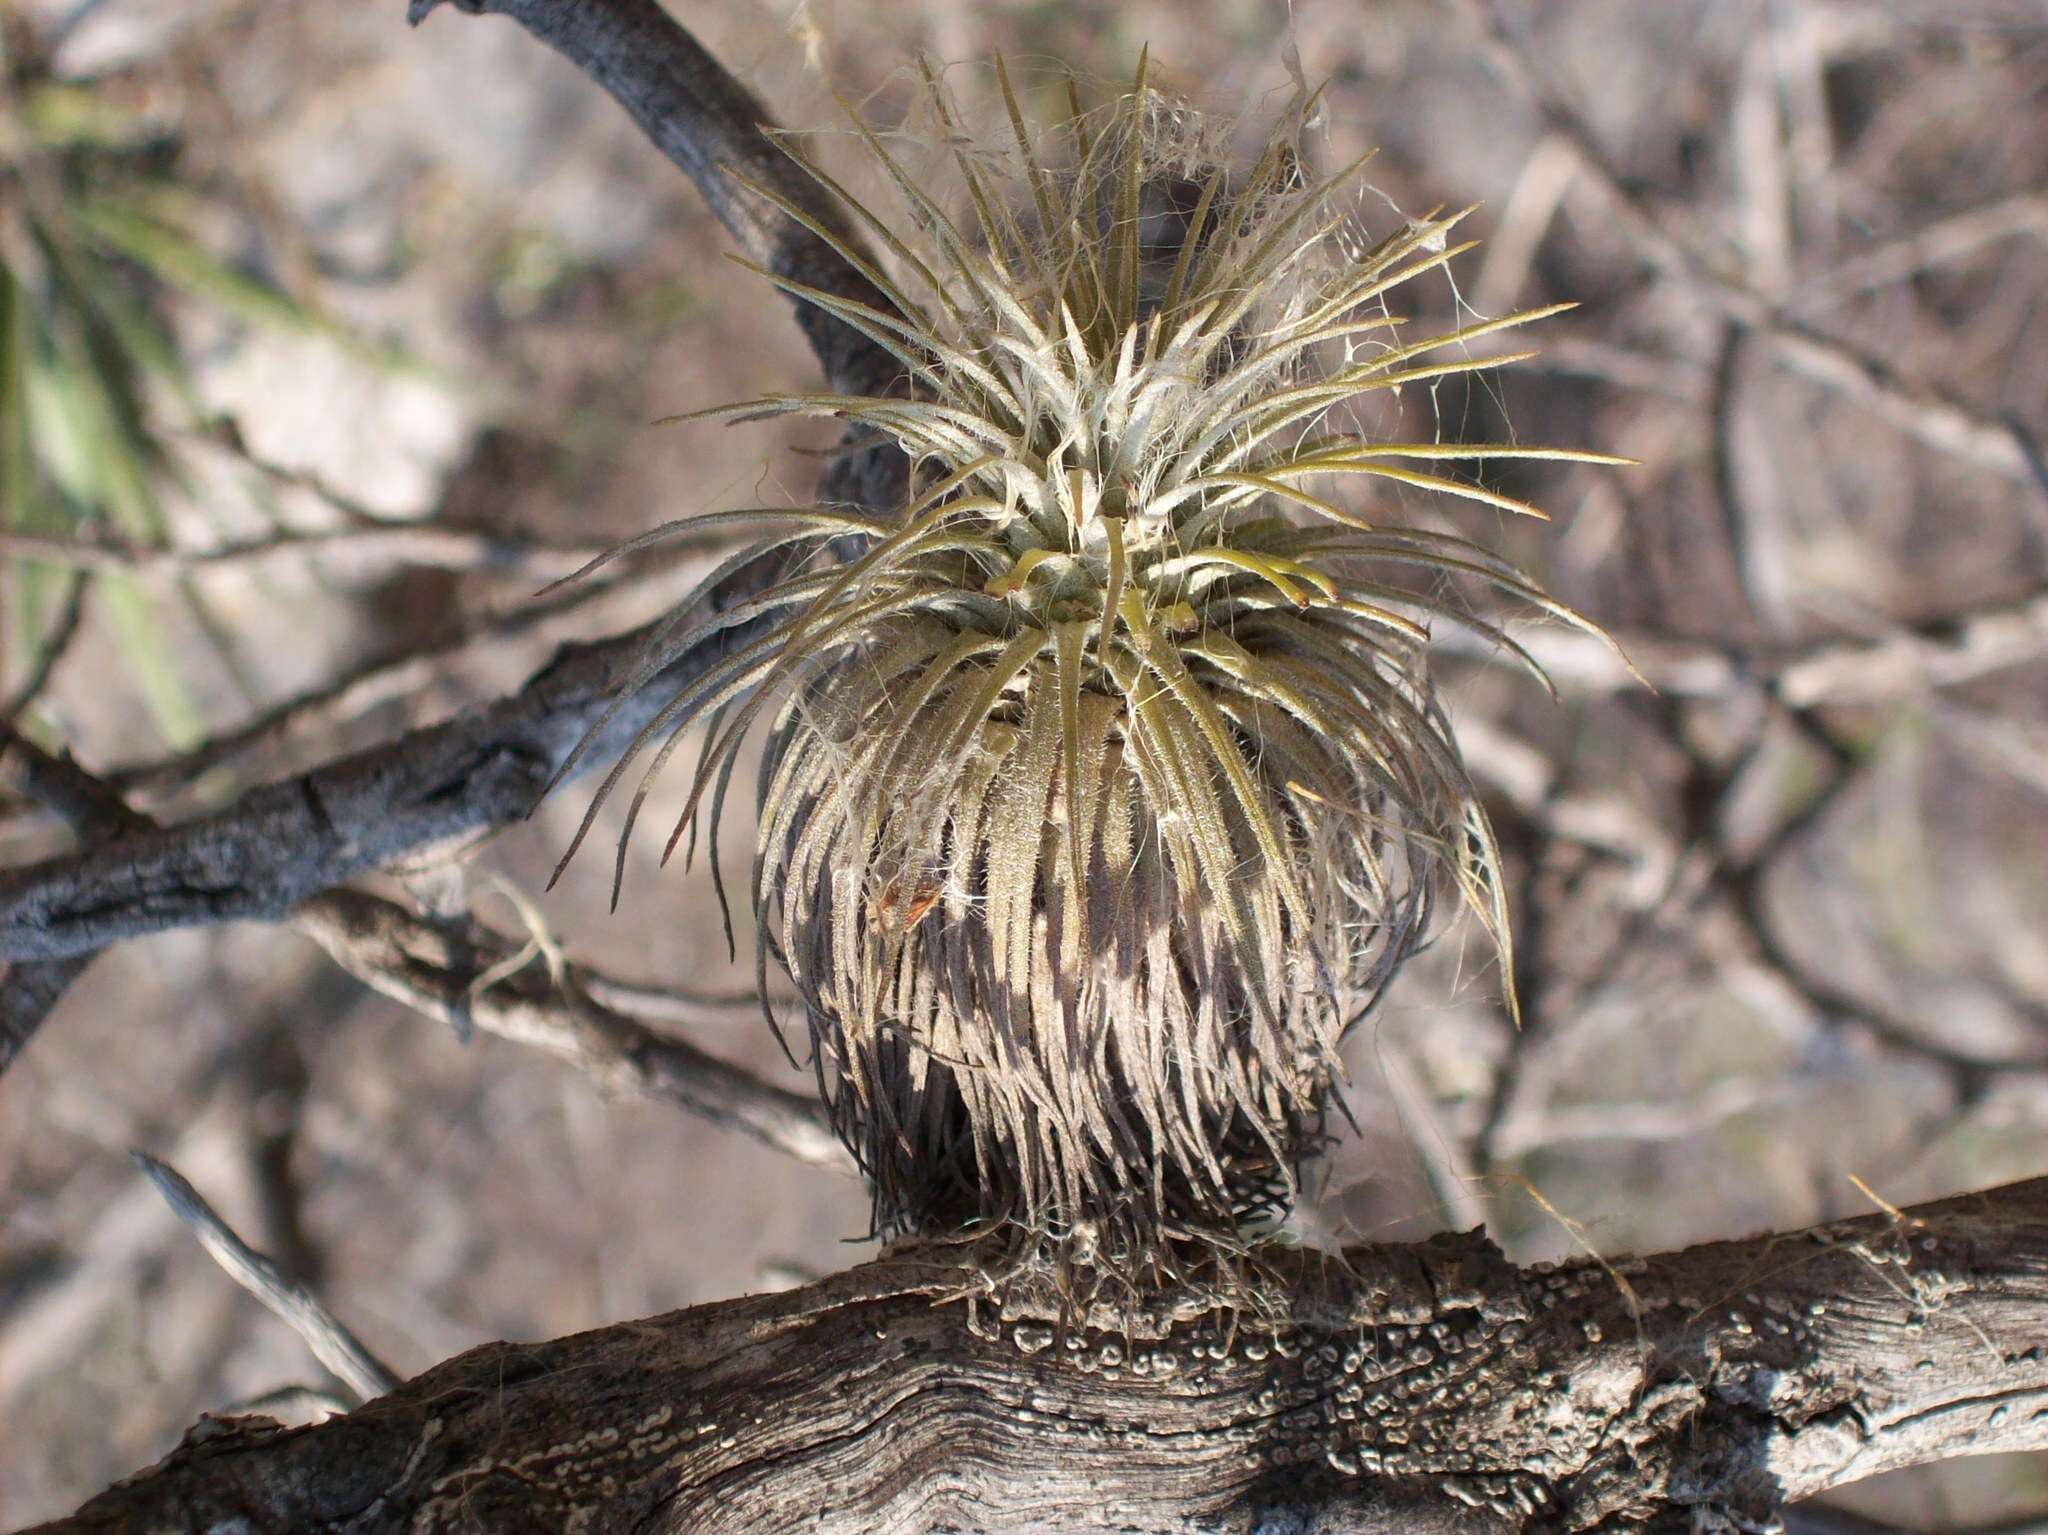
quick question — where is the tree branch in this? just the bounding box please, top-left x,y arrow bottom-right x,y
0,728 -> 152,1068
293,888 -> 847,1171
406,0 -> 900,403
130,1152 -> 399,1404
0,613 -> 674,963
0,0 -> 911,970
3,722 -> 845,1161
26,1177 -> 2048,1535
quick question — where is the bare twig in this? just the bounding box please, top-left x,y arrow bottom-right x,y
576,970 -> 801,1028
0,729 -> 150,839
103,558 -> 692,797
130,1151 -> 399,1403
292,889 -> 849,1171
0,571 -> 90,726
0,523 -> 642,582
1453,0 -> 2045,489
1469,134 -> 1578,314
1499,334 -> 1709,402
1488,1071 -> 1799,1159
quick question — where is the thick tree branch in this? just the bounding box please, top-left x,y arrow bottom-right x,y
0,613 -> 686,963
2,737 -> 843,1168
3,719 -> 844,1166
27,1177 -> 2048,1535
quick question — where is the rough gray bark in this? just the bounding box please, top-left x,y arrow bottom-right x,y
6,727 -> 845,1177
0,728 -> 152,1067
0,631 -> 650,963
26,1177 -> 2048,1535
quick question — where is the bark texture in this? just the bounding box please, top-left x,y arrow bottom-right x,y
26,1178 -> 2048,1535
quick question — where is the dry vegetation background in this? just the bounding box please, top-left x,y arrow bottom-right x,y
2,0 -> 2045,1526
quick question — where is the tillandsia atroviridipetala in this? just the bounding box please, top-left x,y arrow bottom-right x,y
547,53 -> 1636,1284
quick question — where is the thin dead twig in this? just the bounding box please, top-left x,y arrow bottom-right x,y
130,1151 -> 399,1402
0,523 -> 638,583
102,557 -> 695,799
293,888 -> 849,1172
0,572 -> 90,727
1488,1071 -> 1800,1160
576,970 -> 803,1028
0,729 -> 151,839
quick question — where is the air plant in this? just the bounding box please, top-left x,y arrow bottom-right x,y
553,57 -> 1630,1266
